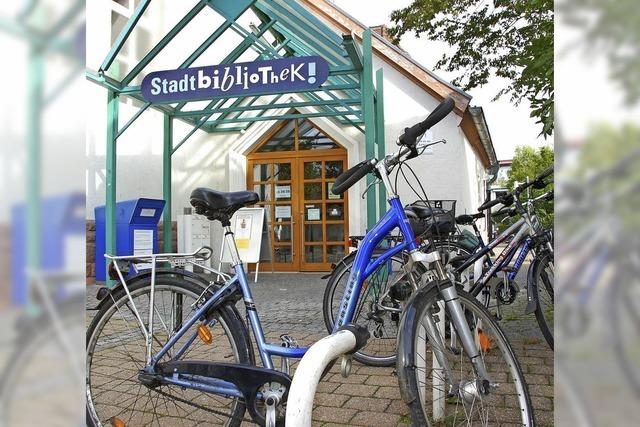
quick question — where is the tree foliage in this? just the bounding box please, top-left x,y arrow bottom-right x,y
506,145 -> 554,228
389,0 -> 554,136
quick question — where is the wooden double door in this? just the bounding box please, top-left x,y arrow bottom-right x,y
247,151 -> 349,271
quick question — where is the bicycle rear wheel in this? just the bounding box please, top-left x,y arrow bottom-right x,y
397,285 -> 534,426
86,276 -> 251,427
533,252 -> 554,349
323,251 -> 424,366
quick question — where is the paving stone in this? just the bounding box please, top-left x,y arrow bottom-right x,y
349,410 -> 403,426
312,406 -> 356,424
343,396 -> 390,412
374,386 -> 401,399
314,392 -> 349,408
334,383 -> 379,397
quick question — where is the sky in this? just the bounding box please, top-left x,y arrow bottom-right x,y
332,0 -> 549,161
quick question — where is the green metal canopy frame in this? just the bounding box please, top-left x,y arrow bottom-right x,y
87,0 -> 387,285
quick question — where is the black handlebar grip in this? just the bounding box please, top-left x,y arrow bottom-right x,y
455,214 -> 473,225
398,97 -> 456,146
538,166 -> 554,181
331,159 -> 377,195
478,193 -> 514,211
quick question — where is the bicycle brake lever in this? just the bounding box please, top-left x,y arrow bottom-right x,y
361,178 -> 381,199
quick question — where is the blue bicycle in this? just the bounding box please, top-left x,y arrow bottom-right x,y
86,97 -> 533,426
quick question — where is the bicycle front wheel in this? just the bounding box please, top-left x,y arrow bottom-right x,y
86,276 -> 251,427
397,285 -> 534,426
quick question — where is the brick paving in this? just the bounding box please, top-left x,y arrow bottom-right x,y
86,266 -> 554,426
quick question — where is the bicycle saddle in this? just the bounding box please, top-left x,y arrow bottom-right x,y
190,188 -> 259,224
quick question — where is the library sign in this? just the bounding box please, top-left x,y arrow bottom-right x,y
141,56 -> 329,103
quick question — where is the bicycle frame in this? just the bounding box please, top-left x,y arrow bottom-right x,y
459,217 -> 535,297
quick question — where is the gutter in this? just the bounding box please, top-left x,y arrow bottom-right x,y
469,106 -> 499,183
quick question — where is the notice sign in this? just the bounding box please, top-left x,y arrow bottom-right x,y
275,185 -> 291,199
235,214 -> 253,249
221,208 -> 267,264
141,56 -> 330,103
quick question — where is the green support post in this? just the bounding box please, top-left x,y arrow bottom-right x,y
375,68 -> 387,218
362,28 -> 376,229
27,47 -> 43,300
105,90 -> 119,288
163,115 -> 173,252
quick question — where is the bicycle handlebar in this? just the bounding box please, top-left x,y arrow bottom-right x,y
331,97 -> 456,196
398,97 -> 456,148
331,159 -> 377,195
478,193 -> 514,211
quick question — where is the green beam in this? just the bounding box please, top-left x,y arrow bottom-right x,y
121,1 -> 207,85
173,98 -> 361,118
105,90 -> 119,288
205,0 -> 255,21
100,0 -> 151,73
362,29 -> 376,229
204,111 -> 356,126
27,48 -> 43,292
375,68 -> 387,219
342,34 -> 363,70
174,19 -> 277,111
163,115 -> 173,252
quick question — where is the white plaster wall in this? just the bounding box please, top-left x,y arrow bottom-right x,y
374,57 -> 473,221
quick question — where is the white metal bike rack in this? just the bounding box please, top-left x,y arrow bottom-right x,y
285,329 -> 358,427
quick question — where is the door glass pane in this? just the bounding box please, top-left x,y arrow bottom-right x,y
304,183 -> 322,200
305,245 -> 323,263
274,223 -> 291,242
304,204 -> 322,221
326,245 -> 345,263
325,161 -> 343,179
256,121 -> 295,152
253,164 -> 271,182
274,184 -> 292,202
274,247 -> 293,263
303,161 -> 322,179
274,163 -> 291,181
298,120 -> 339,150
326,182 -> 343,200
326,224 -> 344,242
253,184 -> 272,201
274,204 -> 292,220
305,224 -> 323,242
326,203 -> 344,220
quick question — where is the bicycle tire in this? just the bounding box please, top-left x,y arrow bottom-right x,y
397,284 -> 535,426
533,252 -> 554,349
86,276 -> 252,427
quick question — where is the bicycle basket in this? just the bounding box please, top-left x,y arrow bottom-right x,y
407,200 -> 456,237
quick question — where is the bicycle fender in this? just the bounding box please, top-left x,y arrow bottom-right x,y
396,279 -> 445,405
525,259 -> 539,314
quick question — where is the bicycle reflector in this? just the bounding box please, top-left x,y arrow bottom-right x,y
111,417 -> 126,427
478,329 -> 492,353
198,324 -> 213,344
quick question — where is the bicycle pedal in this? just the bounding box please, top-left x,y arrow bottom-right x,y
280,334 -> 299,348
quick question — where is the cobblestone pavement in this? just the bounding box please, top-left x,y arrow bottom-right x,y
86,265 -> 553,426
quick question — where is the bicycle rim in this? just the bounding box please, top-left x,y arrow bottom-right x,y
404,287 -> 533,426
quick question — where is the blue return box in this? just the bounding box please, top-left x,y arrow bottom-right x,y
95,198 -> 165,282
